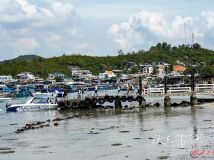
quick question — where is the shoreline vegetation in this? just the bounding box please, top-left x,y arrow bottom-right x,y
0,42 -> 214,78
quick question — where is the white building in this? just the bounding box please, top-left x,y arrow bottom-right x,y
48,72 -> 65,80
99,71 -> 116,80
0,75 -> 13,83
139,64 -> 154,75
17,72 -> 36,81
72,70 -> 92,79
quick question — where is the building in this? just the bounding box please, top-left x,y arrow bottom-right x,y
173,65 -> 187,73
68,66 -> 93,80
139,64 -> 154,76
17,72 -> 36,82
155,62 -> 171,77
99,71 -> 116,80
72,70 -> 92,79
127,62 -> 137,68
0,75 -> 14,83
48,72 -> 65,80
68,65 -> 81,75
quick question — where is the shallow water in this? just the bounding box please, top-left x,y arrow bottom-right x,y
0,92 -> 214,160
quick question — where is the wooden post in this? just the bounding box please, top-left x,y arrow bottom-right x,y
164,95 -> 171,107
191,71 -> 195,92
139,76 -> 142,95
190,71 -> 197,105
164,75 -> 167,94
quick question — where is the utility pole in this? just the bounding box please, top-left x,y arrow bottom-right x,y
184,23 -> 187,45
192,33 -> 194,48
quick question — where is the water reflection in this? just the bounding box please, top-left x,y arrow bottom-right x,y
164,107 -> 171,116
191,106 -> 198,139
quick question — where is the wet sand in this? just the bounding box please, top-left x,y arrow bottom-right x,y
1,103 -> 214,160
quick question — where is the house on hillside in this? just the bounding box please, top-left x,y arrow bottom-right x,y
48,72 -> 65,80
99,71 -> 117,80
139,64 -> 154,76
17,72 -> 36,82
0,75 -> 14,83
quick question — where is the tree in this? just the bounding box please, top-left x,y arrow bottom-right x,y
192,43 -> 201,49
55,77 -> 64,82
152,67 -> 158,75
117,50 -> 124,55
199,66 -> 214,78
130,66 -> 139,74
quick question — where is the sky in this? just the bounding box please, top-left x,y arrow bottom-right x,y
0,0 -> 214,60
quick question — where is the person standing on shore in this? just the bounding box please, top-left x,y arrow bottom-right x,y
117,85 -> 121,93
81,88 -> 84,99
63,87 -> 68,99
78,89 -> 81,99
94,85 -> 98,96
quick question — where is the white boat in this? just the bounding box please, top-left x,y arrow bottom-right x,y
31,89 -> 55,97
6,95 -> 58,112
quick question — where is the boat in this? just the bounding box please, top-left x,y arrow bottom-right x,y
6,95 -> 58,112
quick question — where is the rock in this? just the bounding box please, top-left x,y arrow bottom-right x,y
111,143 -> 122,146
36,121 -> 45,125
158,156 -> 169,159
52,118 -> 64,121
88,131 -> 100,134
119,131 -> 130,133
172,103 -> 179,107
0,150 -> 15,154
19,129 -> 24,132
154,103 -> 160,107
9,123 -> 17,126
203,120 -> 212,122
64,116 -> 73,120
54,123 -> 59,126
142,129 -> 153,131
0,147 -> 13,150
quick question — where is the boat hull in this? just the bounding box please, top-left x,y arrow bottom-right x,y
6,104 -> 58,112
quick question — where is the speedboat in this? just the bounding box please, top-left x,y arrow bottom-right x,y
6,95 -> 58,112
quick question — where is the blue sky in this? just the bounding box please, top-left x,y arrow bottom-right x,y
0,0 -> 214,60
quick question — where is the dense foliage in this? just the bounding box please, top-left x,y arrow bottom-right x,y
0,43 -> 214,78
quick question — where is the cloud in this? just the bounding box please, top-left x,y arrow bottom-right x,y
108,10 -> 212,51
0,0 -> 82,59
201,11 -> 214,30
12,38 -> 40,54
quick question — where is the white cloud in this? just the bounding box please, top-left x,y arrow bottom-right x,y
45,34 -> 61,44
201,11 -> 214,29
108,10 -> 210,50
69,29 -> 84,38
12,38 -> 40,54
0,0 -> 85,59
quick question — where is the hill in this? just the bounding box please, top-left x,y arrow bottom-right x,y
0,43 -> 214,78
0,55 -> 44,64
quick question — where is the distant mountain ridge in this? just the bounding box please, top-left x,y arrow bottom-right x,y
0,55 -> 44,64
0,43 -> 213,77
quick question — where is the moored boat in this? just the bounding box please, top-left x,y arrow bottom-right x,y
6,95 -> 58,112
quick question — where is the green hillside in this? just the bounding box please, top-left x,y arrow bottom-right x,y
0,43 -> 214,78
